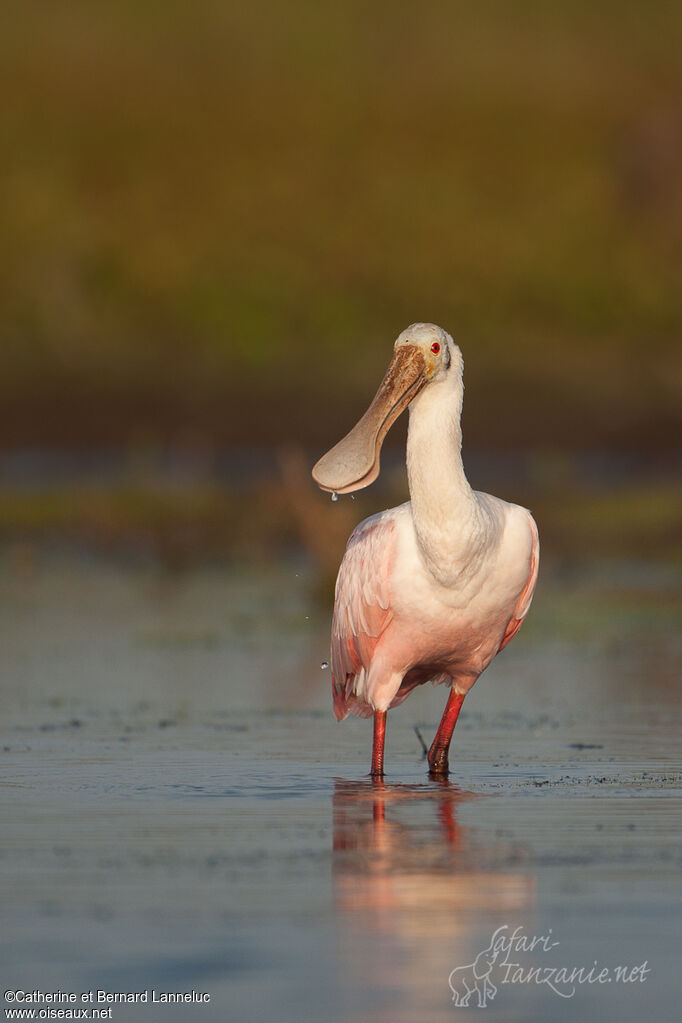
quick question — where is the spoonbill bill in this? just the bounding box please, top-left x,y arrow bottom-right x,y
313,323 -> 539,777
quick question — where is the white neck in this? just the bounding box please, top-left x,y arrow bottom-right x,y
406,369 -> 487,585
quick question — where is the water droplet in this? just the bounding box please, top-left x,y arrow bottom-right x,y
320,661 -> 329,670
331,491 -> 338,502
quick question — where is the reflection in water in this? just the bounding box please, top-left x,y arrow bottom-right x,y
332,779 -> 536,1022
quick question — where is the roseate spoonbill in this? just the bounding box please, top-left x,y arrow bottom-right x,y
312,323 -> 539,777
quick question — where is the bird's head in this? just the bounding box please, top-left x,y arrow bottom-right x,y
313,322 -> 461,494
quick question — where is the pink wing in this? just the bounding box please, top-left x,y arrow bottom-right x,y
498,513 -> 540,652
331,513 -> 397,720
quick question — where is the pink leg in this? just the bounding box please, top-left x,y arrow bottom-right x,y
370,710 -> 386,778
428,689 -> 465,775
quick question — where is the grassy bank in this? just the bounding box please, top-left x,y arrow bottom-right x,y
0,1 -> 680,449
1,450 -> 679,583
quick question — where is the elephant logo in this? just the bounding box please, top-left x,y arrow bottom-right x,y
448,928 -> 506,1007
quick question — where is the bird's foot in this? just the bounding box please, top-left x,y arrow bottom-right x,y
427,749 -> 450,777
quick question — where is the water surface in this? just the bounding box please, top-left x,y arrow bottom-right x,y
1,551 -> 680,1022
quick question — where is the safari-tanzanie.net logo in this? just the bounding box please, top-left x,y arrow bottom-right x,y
448,925 -> 650,1008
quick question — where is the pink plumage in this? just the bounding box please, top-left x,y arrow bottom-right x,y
314,323 -> 540,777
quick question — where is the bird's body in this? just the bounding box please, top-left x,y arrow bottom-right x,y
313,323 -> 539,776
332,497 -> 538,722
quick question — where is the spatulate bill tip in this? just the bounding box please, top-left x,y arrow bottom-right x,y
312,461 -> 379,495
312,342 -> 427,497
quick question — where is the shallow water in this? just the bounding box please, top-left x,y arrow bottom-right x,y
1,550 -> 680,1022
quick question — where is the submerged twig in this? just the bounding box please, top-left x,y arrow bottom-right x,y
413,725 -> 428,759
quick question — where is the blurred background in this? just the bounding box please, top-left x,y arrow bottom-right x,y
0,0 -> 680,570
2,7 -> 681,1020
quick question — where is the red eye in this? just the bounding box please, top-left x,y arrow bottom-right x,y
431,342 -> 440,354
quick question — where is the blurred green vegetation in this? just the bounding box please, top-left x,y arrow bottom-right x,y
0,0 -> 680,448
1,452 -> 680,580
